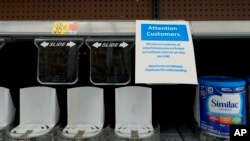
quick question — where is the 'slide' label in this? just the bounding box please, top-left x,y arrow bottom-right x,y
200,85 -> 246,138
135,20 -> 197,84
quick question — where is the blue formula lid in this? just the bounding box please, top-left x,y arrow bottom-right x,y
198,76 -> 246,87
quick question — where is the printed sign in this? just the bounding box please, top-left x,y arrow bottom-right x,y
136,20 -> 197,84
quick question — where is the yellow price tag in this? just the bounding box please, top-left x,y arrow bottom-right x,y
52,22 -> 78,35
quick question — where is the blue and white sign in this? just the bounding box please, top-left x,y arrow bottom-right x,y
135,20 -> 197,84
141,24 -> 189,41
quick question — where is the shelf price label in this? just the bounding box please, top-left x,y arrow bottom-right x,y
51,22 -> 78,35
135,20 -> 198,84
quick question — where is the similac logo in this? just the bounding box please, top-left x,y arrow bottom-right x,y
211,99 -> 238,108
208,94 -> 241,115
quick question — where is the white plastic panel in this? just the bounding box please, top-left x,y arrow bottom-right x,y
67,87 -> 104,126
9,87 -> 59,138
115,86 -> 152,124
19,86 -> 59,127
115,86 -> 153,138
63,87 -> 104,138
0,87 -> 8,127
0,87 -> 15,129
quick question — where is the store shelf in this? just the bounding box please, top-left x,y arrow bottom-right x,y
191,21 -> 250,38
0,21 -> 135,37
0,1 -> 248,141
0,21 -> 250,38
0,20 -> 248,141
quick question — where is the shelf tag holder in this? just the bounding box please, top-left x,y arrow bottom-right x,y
34,38 -> 84,85
86,37 -> 134,85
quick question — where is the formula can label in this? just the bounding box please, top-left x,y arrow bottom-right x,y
200,85 -> 246,138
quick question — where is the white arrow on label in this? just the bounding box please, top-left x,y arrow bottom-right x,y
66,41 -> 76,47
119,42 -> 129,48
93,42 -> 102,48
40,41 -> 49,47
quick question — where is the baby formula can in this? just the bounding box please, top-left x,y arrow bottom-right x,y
199,76 -> 246,140
247,76 -> 250,127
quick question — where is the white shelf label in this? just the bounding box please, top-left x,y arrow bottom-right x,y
135,20 -> 198,84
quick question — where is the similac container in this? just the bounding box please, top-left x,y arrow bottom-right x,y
247,76 -> 250,126
199,76 -> 246,140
